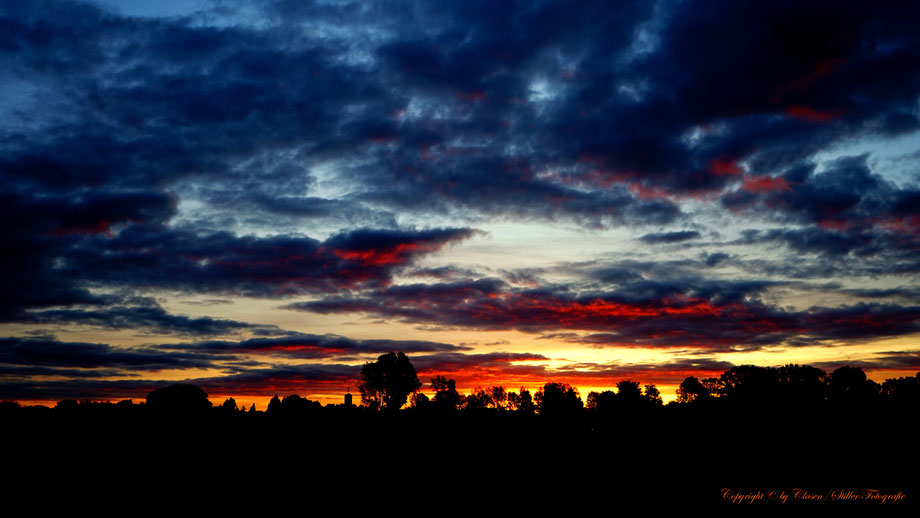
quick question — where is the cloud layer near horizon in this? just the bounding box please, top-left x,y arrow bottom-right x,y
2,0 -> 920,402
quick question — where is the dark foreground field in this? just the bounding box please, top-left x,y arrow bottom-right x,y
3,403 -> 915,508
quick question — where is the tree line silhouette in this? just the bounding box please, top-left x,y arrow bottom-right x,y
3,352 -> 917,420
3,352 -> 916,504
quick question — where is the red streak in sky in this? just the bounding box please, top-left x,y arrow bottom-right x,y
778,57 -> 845,94
457,90 -> 485,102
879,215 -> 920,235
818,219 -> 850,230
742,175 -> 792,193
333,242 -> 433,266
52,219 -> 113,236
710,158 -> 742,176
494,294 -> 725,324
786,106 -> 839,123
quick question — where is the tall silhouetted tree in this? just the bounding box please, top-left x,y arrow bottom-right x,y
518,388 -> 535,414
267,395 -> 281,415
221,397 -> 238,410
644,384 -> 662,406
535,382 -> 583,416
359,352 -> 421,411
610,380 -> 646,411
615,380 -> 642,400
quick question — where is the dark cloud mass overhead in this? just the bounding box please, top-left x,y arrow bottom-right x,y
2,0 -> 920,402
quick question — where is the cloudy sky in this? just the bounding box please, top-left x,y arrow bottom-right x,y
2,0 -> 919,407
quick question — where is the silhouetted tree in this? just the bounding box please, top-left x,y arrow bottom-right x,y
281,394 -> 321,414
880,373 -> 920,406
615,380 -> 642,399
516,388 -> 536,414
409,392 -> 429,409
220,397 -> 239,414
55,399 -> 79,412
701,377 -> 721,396
359,352 -> 421,411
717,365 -> 779,401
586,390 -> 617,413
644,384 -> 662,406
431,376 -> 462,411
676,376 -> 710,404
463,387 -> 493,411
146,384 -> 212,414
535,382 -> 582,416
828,366 -> 878,405
489,386 -> 507,410
777,364 -> 828,405
266,394 -> 281,415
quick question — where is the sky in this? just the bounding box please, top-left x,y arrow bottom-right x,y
2,0 -> 920,408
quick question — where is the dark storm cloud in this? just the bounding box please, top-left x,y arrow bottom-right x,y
723,156 -> 920,246
4,0 -> 920,225
639,230 -> 701,244
25,305 -> 266,337
528,0 -> 920,199
2,0 -> 683,230
0,337 -> 220,371
4,0 -> 918,252
813,351 -> 920,374
0,225 -> 475,320
0,189 -> 177,320
842,287 -> 920,304
294,280 -> 920,351
0,364 -> 132,379
166,333 -> 469,359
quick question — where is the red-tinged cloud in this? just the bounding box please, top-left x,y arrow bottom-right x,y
742,175 -> 792,193
166,333 -> 469,359
710,158 -> 743,176
52,219 -> 114,237
324,227 -> 476,266
192,365 -> 362,398
331,242 -> 445,267
26,226 -> 477,308
785,106 -> 840,123
292,280 -> 920,351
786,106 -> 839,123
722,155 -> 920,257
